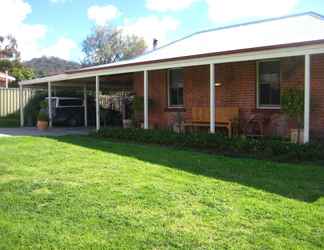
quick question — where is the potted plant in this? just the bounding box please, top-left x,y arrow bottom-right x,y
281,87 -> 304,144
37,110 -> 49,130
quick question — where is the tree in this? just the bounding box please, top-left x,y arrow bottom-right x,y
0,35 -> 34,83
81,26 -> 147,66
281,88 -> 304,144
10,61 -> 34,82
0,59 -> 34,83
0,35 -> 20,60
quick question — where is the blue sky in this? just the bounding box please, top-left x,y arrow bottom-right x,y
1,0 -> 324,62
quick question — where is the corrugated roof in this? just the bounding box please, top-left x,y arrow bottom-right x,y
72,12 -> 324,73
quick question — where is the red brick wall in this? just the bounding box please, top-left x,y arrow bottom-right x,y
0,79 -> 6,87
133,54 -> 324,139
310,54 -> 324,138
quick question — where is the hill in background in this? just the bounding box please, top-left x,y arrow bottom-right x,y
23,56 -> 80,78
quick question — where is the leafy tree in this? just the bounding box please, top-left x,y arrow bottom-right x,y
281,88 -> 304,144
0,35 -> 34,83
0,35 -> 20,60
10,61 -> 34,81
81,26 -> 147,66
0,59 -> 34,83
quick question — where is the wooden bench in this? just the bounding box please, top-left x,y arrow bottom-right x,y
184,107 -> 239,137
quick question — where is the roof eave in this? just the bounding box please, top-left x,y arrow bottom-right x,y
20,40 -> 324,86
68,39 -> 324,74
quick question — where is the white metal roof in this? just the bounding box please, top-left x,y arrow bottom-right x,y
21,12 -> 324,86
75,12 -> 324,71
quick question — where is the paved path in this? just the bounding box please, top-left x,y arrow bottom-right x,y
0,127 -> 93,137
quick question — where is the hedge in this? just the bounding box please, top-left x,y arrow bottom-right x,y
96,128 -> 324,163
0,118 -> 19,128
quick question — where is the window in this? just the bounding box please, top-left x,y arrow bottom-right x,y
168,68 -> 184,107
257,60 -> 281,108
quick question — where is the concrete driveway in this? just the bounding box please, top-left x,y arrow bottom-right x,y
0,127 -> 92,137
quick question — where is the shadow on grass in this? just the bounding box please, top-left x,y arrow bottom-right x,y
55,135 -> 324,203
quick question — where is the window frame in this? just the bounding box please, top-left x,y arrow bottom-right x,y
167,68 -> 184,108
256,59 -> 281,109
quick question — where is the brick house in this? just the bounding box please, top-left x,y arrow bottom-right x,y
0,72 -> 15,88
20,12 -> 324,142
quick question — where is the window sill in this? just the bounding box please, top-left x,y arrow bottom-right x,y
164,107 -> 186,112
257,105 -> 281,110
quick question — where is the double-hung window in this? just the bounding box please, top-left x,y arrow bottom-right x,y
168,68 -> 184,107
257,60 -> 281,108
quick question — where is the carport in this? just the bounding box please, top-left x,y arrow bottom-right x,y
19,73 -> 134,131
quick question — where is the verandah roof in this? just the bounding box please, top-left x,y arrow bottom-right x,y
21,12 -> 324,86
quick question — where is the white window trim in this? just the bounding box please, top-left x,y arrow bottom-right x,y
256,59 -> 281,110
167,68 -> 185,108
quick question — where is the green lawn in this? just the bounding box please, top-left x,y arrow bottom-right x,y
0,136 -> 323,249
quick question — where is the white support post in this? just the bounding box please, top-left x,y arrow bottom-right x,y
144,70 -> 149,129
304,54 -> 310,143
83,85 -> 88,128
48,81 -> 52,128
96,76 -> 100,131
19,83 -> 24,127
210,63 -> 215,133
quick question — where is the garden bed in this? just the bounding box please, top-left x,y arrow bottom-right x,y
96,128 -> 324,164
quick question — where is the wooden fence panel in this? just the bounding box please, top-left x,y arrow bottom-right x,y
0,88 -> 36,117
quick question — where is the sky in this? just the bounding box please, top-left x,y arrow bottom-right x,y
1,0 -> 324,62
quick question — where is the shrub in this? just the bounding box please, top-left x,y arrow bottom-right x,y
0,118 -> 19,127
23,91 -> 47,126
96,128 -> 324,163
281,88 -> 304,144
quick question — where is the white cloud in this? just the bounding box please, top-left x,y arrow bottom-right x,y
41,37 -> 77,60
146,0 -> 197,11
206,0 -> 299,22
88,5 -> 121,26
0,0 -> 32,34
14,23 -> 47,60
0,0 -> 77,60
121,16 -> 180,49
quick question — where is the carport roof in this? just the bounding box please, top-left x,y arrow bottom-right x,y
21,12 -> 324,86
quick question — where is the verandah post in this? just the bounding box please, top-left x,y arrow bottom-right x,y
96,76 -> 100,131
304,54 -> 310,143
48,81 -> 52,128
144,70 -> 149,129
83,85 -> 88,128
19,83 -> 24,127
210,63 -> 215,133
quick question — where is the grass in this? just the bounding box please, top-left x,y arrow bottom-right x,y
0,135 -> 323,249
